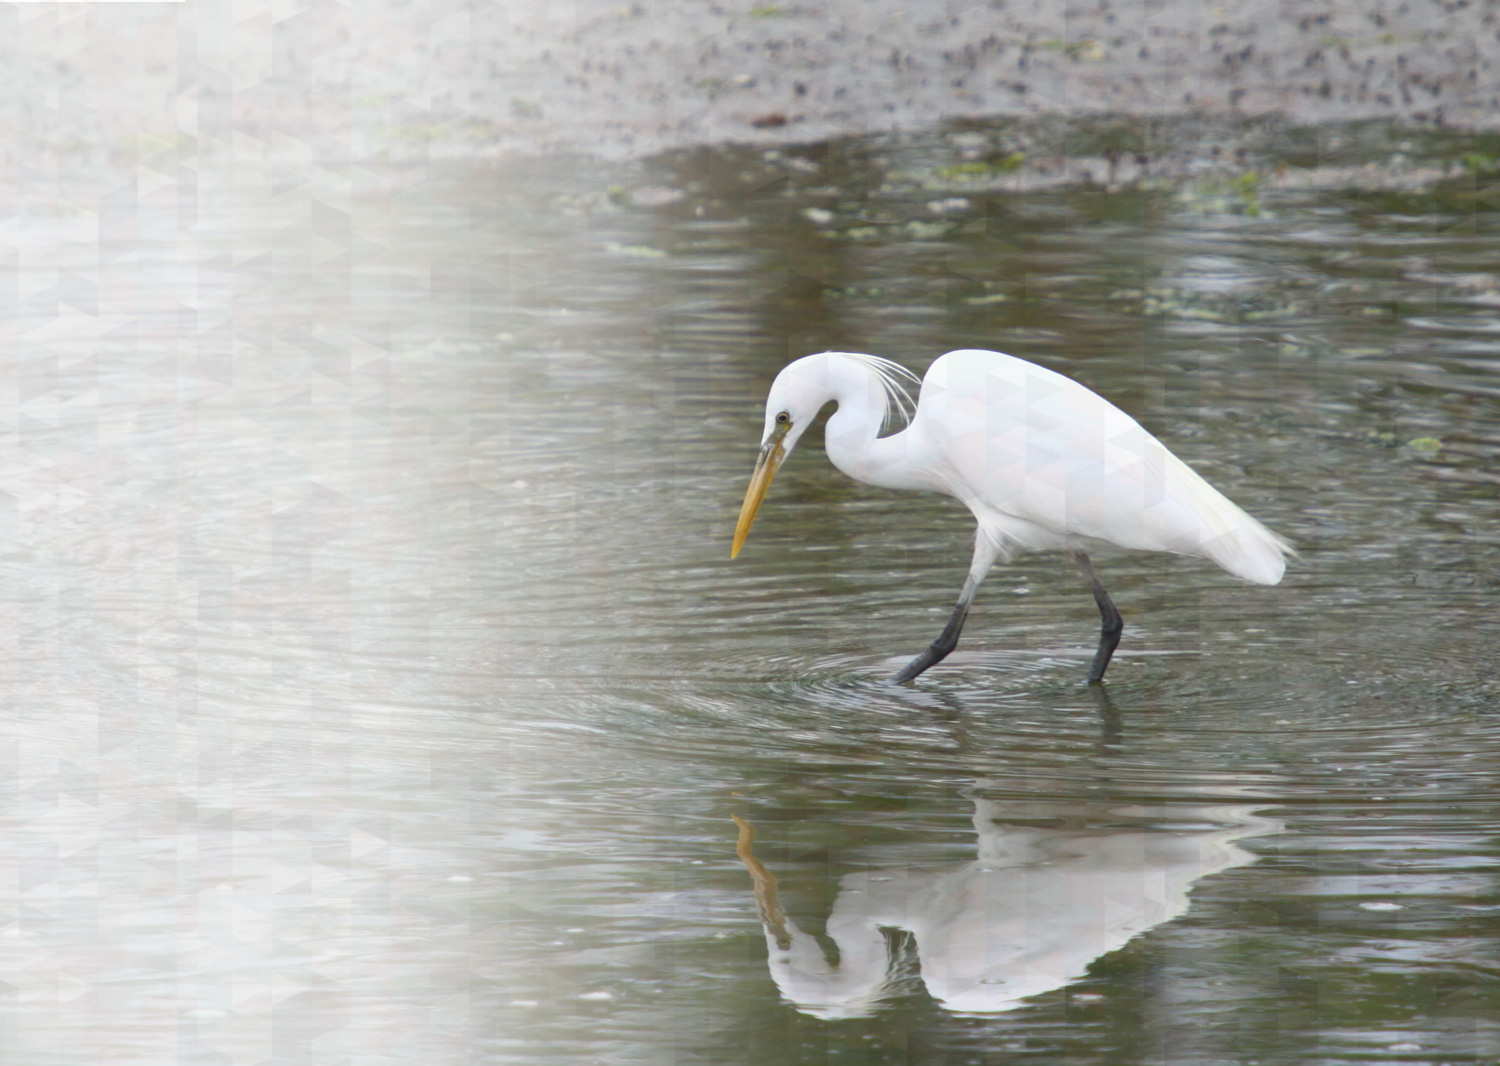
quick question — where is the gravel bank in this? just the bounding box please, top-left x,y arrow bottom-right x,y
4,0 -> 1498,181
501,0 -> 1500,159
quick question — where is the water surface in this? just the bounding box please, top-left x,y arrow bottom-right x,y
2,125 -> 1499,1063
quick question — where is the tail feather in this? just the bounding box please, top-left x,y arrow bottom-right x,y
1165,452 -> 1294,585
1214,517 -> 1295,585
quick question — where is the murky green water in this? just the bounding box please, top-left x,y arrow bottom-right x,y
3,123 -> 1500,1063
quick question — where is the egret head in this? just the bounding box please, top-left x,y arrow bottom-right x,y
730,358 -> 829,559
732,353 -> 919,558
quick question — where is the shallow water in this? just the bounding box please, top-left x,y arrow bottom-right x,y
3,126 -> 1500,1064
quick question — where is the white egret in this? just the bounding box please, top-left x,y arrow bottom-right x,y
731,349 -> 1292,683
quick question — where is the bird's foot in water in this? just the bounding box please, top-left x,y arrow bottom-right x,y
890,601 -> 971,683
889,645 -> 950,684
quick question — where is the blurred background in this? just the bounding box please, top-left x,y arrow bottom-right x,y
2,2 -> 1500,1064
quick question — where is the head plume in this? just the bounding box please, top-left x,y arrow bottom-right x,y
832,352 -> 920,434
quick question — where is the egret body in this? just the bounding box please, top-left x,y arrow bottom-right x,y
730,349 -> 1292,683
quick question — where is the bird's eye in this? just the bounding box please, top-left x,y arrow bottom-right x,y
775,412 -> 790,425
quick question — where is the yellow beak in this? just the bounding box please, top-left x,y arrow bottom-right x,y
731,437 -> 786,558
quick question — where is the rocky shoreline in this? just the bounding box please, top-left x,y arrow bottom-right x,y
495,0 -> 1498,161
6,0 -> 1499,191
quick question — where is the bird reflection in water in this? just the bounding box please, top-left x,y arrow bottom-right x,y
732,797 -> 1279,1018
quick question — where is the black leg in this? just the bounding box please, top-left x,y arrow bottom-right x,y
891,599 -> 971,684
1069,550 -> 1123,684
891,532 -> 1000,685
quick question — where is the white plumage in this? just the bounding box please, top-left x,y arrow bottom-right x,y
911,350 -> 1290,583
732,349 -> 1292,683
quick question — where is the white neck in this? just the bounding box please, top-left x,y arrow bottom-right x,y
817,354 -> 930,492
